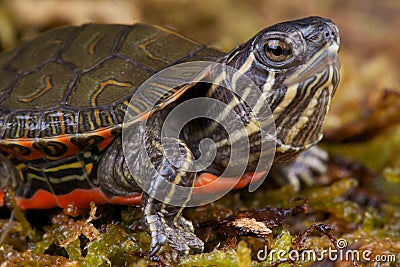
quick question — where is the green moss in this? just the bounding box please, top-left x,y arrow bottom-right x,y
303,179 -> 363,223
178,249 -> 241,267
262,229 -> 292,267
237,241 -> 252,267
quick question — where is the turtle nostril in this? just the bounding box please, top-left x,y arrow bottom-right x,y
321,26 -> 337,42
322,24 -> 339,44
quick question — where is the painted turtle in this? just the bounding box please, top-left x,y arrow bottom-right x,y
0,16 -> 340,256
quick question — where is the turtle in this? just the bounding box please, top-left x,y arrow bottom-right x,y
0,16 -> 340,256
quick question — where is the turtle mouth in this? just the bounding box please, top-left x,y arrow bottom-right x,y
283,42 -> 340,88
270,40 -> 341,155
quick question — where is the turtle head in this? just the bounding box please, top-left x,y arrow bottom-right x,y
224,16 -> 340,162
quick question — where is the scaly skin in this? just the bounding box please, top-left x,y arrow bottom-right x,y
0,16 -> 340,256
98,17 -> 340,256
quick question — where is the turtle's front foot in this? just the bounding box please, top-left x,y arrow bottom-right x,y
143,196 -> 204,256
272,146 -> 328,191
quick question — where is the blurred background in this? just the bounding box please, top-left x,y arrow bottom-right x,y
0,0 -> 399,166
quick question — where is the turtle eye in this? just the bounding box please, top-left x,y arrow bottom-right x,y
264,39 -> 292,62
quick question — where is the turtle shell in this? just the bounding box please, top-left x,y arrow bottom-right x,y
0,24 -> 224,162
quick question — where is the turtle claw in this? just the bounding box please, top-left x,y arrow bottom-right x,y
149,243 -> 163,257
147,213 -> 204,256
143,197 -> 204,256
168,216 -> 204,255
272,146 -> 328,191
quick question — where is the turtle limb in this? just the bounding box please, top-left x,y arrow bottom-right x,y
99,114 -> 203,255
0,153 -> 20,192
141,137 -> 203,256
271,146 -> 328,191
143,193 -> 203,256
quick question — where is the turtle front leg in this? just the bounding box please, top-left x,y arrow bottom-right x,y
99,115 -> 203,256
143,191 -> 203,257
271,146 -> 328,191
0,153 -> 19,193
141,137 -> 203,256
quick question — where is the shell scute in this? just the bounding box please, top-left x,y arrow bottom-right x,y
0,24 -> 221,160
